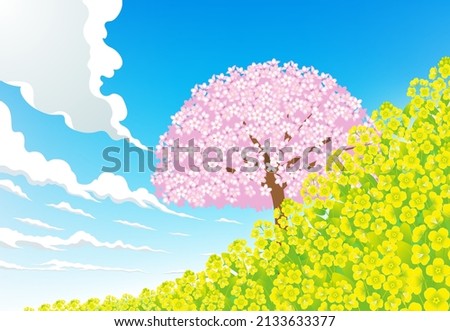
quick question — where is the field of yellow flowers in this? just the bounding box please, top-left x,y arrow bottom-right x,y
31,58 -> 449,311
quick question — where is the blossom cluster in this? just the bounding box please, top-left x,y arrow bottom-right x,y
152,60 -> 365,209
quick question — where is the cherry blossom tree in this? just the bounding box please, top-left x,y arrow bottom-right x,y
151,60 -> 365,225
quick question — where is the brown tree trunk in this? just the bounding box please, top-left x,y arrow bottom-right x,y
265,171 -> 285,226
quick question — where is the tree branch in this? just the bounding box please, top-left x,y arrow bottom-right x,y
249,134 -> 262,150
286,156 -> 301,168
343,142 -> 372,151
306,160 -> 317,170
226,167 -> 236,174
284,113 -> 312,142
284,137 -> 331,168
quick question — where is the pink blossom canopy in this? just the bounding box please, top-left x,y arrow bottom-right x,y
152,60 -> 365,210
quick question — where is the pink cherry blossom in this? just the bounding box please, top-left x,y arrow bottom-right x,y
152,60 -> 365,212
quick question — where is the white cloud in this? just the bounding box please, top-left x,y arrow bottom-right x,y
41,260 -> 145,273
169,232 -> 190,237
0,179 -> 30,200
114,220 -> 156,231
84,173 -> 203,220
15,217 -> 62,231
0,260 -> 29,270
215,217 -> 242,225
0,103 -> 96,201
47,202 -> 95,220
0,227 -> 168,253
165,269 -> 186,275
0,0 -> 144,148
0,102 -> 199,220
0,259 -> 144,273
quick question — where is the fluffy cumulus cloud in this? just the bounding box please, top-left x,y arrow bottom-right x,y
84,173 -> 203,220
0,0 -> 144,148
0,102 -> 199,220
0,227 -> 168,253
0,102 -> 96,201
47,202 -> 95,219
0,179 -> 30,200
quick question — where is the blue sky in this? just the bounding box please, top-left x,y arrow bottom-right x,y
0,0 -> 449,310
